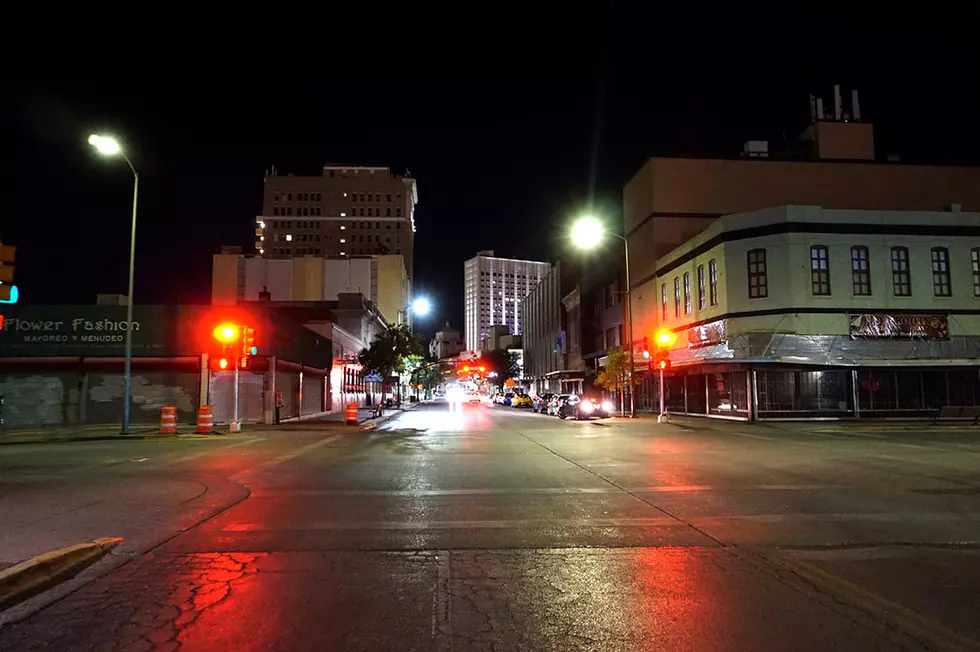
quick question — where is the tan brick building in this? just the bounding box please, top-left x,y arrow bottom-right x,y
256,165 -> 418,279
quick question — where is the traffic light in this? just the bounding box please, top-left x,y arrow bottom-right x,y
0,242 -> 15,303
211,323 -> 240,371
655,329 -> 676,348
213,323 -> 240,344
652,357 -> 671,371
241,327 -> 257,368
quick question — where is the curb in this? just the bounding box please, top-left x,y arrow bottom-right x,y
0,537 -> 123,610
0,433 -> 235,447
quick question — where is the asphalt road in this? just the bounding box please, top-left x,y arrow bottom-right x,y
2,401 -> 979,651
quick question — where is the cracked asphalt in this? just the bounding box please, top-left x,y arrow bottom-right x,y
2,401 -> 979,650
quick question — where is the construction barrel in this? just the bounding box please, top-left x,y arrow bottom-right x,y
196,405 -> 214,433
345,403 -> 358,426
159,405 -> 177,434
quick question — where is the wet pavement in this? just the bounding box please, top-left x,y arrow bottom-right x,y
1,400 -> 979,650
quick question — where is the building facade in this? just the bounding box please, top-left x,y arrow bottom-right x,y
256,165 -> 418,279
212,253 -> 409,326
0,305 -> 336,429
637,205 -> 980,419
521,262 -> 587,395
464,250 -> 551,351
429,322 -> 465,360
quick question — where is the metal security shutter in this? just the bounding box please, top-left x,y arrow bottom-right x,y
210,370 -> 265,423
302,374 -> 324,415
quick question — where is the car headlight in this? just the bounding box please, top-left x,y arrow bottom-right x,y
579,401 -> 594,413
601,401 -> 614,412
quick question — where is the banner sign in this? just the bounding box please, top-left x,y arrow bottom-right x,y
688,320 -> 726,349
849,314 -> 949,340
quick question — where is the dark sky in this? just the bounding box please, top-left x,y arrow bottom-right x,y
9,13 -> 978,338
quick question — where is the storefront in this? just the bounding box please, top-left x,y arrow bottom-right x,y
0,305 -> 334,429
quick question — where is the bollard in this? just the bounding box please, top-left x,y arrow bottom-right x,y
159,405 -> 177,434
196,406 -> 215,433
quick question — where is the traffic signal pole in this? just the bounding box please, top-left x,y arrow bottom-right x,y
658,366 -> 667,423
231,352 -> 241,432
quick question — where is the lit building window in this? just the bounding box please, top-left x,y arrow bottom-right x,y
972,248 -> 980,297
709,259 -> 718,306
891,247 -> 911,296
285,234 -> 293,242
683,272 -> 692,314
696,265 -> 706,310
340,239 -> 346,243
810,245 -> 830,295
747,249 -> 768,298
851,246 -> 871,296
931,247 -> 951,297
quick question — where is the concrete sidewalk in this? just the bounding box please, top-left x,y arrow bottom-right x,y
0,424 -> 232,447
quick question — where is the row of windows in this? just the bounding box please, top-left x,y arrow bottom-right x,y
748,246 -> 980,299
265,219 -> 404,231
274,206 -> 323,216
271,206 -> 403,217
273,191 -> 402,203
662,260 -> 719,320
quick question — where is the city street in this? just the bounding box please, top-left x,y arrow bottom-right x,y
2,401 -> 979,651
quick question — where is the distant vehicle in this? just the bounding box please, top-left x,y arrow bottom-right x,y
468,391 -> 482,403
557,395 -> 614,420
532,393 -> 554,413
511,394 -> 532,408
547,394 -> 571,416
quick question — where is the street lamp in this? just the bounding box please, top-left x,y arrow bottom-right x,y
412,296 -> 431,317
571,215 -> 636,417
89,134 -> 139,434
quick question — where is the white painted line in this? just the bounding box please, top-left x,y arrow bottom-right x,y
230,436 -> 338,482
222,517 -> 681,531
249,484 -> 861,498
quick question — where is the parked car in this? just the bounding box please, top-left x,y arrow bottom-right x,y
501,392 -> 515,406
547,394 -> 571,415
511,393 -> 532,408
558,395 -> 613,420
532,393 -> 554,413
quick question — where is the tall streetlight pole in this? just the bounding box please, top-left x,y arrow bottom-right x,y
89,135 -> 139,434
570,216 -> 636,417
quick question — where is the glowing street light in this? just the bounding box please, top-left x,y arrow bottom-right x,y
412,296 -> 431,316
570,215 -> 636,417
89,133 -> 139,434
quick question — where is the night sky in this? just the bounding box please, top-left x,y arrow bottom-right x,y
9,14 -> 978,338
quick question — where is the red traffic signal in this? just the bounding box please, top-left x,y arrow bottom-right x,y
652,358 -> 671,371
213,323 -> 240,343
241,326 -> 257,357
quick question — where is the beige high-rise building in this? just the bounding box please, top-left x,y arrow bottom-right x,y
212,252 -> 410,326
256,165 -> 418,279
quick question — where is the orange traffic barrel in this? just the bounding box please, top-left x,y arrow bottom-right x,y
345,402 -> 358,425
160,405 -> 177,434
196,405 -> 214,433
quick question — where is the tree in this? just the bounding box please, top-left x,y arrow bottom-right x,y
481,348 -> 521,389
358,325 -> 424,401
594,348 -> 636,416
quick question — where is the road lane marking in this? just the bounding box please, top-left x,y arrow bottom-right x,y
220,512 -> 980,532
222,517 -> 681,531
230,435 -> 339,482
248,484 -> 861,497
760,551 -> 980,652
